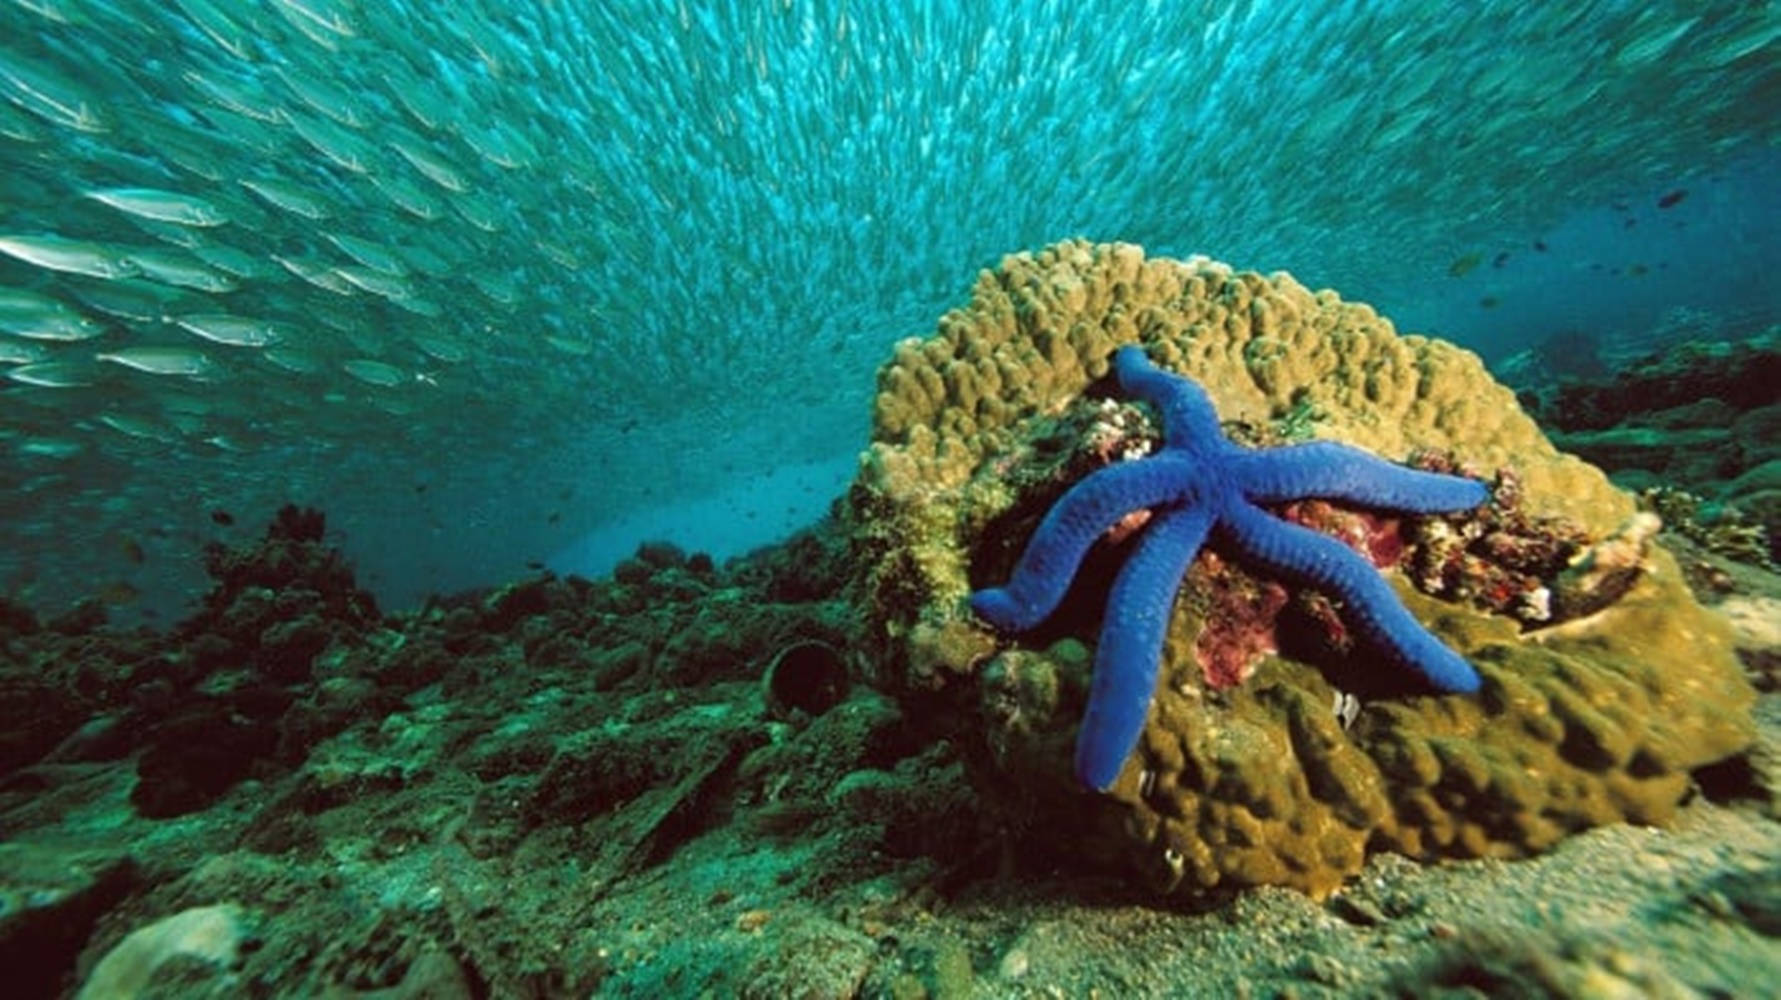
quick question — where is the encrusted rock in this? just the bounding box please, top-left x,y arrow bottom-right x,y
846,239 -> 1757,896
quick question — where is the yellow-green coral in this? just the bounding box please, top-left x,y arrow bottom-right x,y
846,239 -> 1755,896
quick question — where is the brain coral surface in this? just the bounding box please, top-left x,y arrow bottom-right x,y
846,239 -> 1755,897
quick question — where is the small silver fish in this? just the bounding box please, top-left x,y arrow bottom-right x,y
332,264 -> 413,300
323,232 -> 409,276
0,339 -> 52,364
0,234 -> 138,278
389,134 -> 471,192
342,358 -> 404,386
125,250 -> 238,292
238,177 -> 332,220
6,360 -> 94,387
85,187 -> 230,227
0,308 -> 107,341
96,345 -> 217,377
174,313 -> 287,347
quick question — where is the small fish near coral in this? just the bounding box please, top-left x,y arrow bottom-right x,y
970,346 -> 1490,791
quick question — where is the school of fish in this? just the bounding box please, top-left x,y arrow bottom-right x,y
1,0 -> 1776,615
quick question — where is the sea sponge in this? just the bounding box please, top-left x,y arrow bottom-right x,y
846,239 -> 1755,896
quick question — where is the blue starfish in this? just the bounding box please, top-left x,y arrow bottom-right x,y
971,345 -> 1489,791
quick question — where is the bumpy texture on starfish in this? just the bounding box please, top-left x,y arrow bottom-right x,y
971,345 -> 1491,791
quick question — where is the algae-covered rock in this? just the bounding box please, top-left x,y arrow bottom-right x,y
845,239 -> 1756,897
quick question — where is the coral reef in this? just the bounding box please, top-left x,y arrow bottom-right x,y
0,508 -> 984,996
1512,330 -> 1781,568
0,256 -> 1771,996
0,478 -> 1775,994
846,239 -> 1756,896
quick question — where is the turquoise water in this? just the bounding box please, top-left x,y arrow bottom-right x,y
0,0 -> 1775,618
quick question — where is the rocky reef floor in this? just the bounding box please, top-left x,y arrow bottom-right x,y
0,493 -> 1774,998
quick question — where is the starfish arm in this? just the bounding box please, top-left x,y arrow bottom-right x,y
1076,503 -> 1214,791
1231,441 -> 1490,513
1218,501 -> 1482,693
971,456 -> 1199,631
1114,345 -> 1222,445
